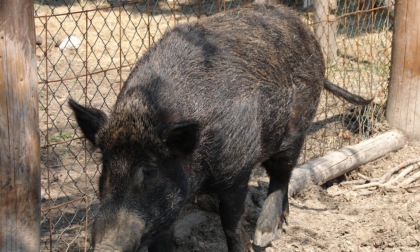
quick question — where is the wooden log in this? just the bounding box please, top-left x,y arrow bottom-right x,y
289,130 -> 406,197
0,0 -> 40,251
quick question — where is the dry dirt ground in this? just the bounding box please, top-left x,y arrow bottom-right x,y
174,140 -> 420,252
34,2 -> 417,251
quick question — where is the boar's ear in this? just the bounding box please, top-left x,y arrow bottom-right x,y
68,99 -> 108,146
162,121 -> 199,156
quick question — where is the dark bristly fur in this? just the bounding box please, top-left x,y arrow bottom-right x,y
69,4 -> 371,252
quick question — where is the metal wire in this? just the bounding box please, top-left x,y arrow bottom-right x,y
34,0 -> 393,250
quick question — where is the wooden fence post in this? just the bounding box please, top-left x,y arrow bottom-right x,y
0,0 -> 40,251
386,0 -> 420,140
313,0 -> 338,61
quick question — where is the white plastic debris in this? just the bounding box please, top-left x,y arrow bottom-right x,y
58,36 -> 81,51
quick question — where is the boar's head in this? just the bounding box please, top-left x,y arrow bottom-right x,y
69,98 -> 199,251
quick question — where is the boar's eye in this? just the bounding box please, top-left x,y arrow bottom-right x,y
142,168 -> 157,180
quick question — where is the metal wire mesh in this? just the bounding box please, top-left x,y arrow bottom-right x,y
34,0 -> 393,250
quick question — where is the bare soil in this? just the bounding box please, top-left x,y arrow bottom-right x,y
175,140 -> 420,252
34,2 -> 419,252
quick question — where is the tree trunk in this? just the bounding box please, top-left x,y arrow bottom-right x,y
0,0 -> 40,251
386,0 -> 420,140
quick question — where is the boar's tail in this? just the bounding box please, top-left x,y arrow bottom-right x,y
324,79 -> 373,105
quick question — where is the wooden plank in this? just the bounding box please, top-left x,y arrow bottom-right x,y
289,130 -> 406,196
0,0 -> 40,251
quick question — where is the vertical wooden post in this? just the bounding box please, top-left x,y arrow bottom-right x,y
386,0 -> 420,140
0,0 -> 40,251
313,0 -> 338,62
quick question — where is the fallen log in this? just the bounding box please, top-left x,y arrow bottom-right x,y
289,130 -> 406,197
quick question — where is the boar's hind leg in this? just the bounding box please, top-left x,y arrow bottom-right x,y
219,184 -> 250,252
253,141 -> 303,248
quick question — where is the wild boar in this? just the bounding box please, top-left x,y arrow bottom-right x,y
69,4 -> 371,251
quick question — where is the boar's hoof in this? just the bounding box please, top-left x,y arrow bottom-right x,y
253,195 -> 288,247
253,218 -> 282,248
253,188 -> 289,247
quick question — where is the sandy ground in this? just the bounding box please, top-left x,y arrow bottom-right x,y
173,140 -> 420,252
33,2 -> 416,251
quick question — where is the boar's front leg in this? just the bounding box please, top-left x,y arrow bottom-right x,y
148,225 -> 174,252
254,138 -> 304,248
218,183 -> 250,252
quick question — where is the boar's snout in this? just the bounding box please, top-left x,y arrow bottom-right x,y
91,208 -> 145,252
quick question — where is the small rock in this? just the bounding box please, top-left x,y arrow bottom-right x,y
36,35 -> 43,45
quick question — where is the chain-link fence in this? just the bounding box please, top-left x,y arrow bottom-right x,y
34,0 -> 394,250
